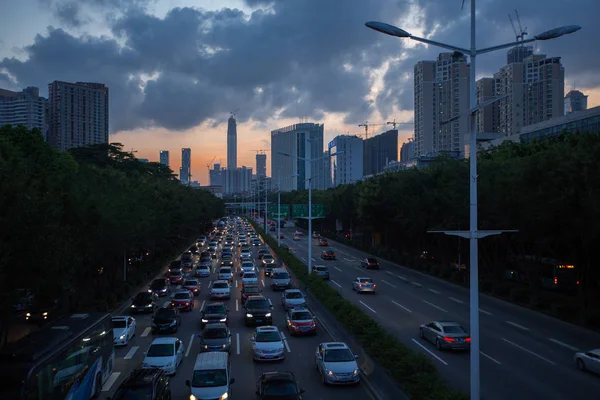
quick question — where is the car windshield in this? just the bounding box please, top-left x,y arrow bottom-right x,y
150,280 -> 166,289
184,280 -> 197,286
316,267 -> 327,271
213,282 -> 228,289
114,386 -> 153,400
285,292 -> 302,299
173,293 -> 190,300
263,255 -> 273,260
220,268 -> 232,273
263,381 -> 298,396
134,293 -> 152,302
327,251 -> 334,254
242,264 -> 254,269
203,328 -> 228,339
359,278 -> 372,284
204,305 -> 226,314
244,287 -> 259,293
170,271 -> 182,277
199,265 -> 210,269
291,311 -> 312,320
247,299 -> 270,309
367,258 -> 377,262
191,369 -> 228,388
244,273 -> 257,279
324,348 -> 355,362
443,325 -> 467,334
155,309 -> 176,319
112,320 -> 127,328
147,343 -> 174,357
273,273 -> 289,279
256,331 -> 281,342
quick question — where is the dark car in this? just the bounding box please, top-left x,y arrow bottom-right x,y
241,285 -> 261,304
151,307 -> 181,333
150,278 -> 170,297
244,295 -> 273,326
255,371 -> 305,400
24,300 -> 59,326
109,368 -> 171,400
199,323 -> 232,353
361,257 -> 380,270
168,270 -> 184,285
131,291 -> 158,313
169,260 -> 181,271
201,302 -> 229,328
318,239 -> 329,246
220,256 -> 234,267
321,250 -> 336,260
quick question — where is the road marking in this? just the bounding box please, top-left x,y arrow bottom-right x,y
449,297 -> 464,304
330,280 -> 342,288
280,333 -> 292,352
208,281 -> 213,288
480,351 -> 501,365
185,334 -> 194,357
300,257 -> 307,262
359,301 -> 377,314
236,333 -> 240,355
428,288 -> 441,294
199,300 -> 205,312
422,300 -> 448,313
411,281 -> 423,287
385,271 -> 396,276
548,338 -> 579,351
502,338 -> 556,365
505,321 -> 530,331
101,372 -> 121,391
381,279 -> 397,288
261,279 -> 265,286
140,327 -> 151,337
411,339 -> 448,365
333,266 -> 342,272
235,299 -> 239,312
123,346 -> 138,360
312,258 -> 316,261
479,308 -> 493,316
235,280 -> 238,288
344,258 -> 354,262
397,275 -> 408,282
392,300 -> 412,313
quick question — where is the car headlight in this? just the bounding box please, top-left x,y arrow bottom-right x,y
327,370 -> 334,376
165,362 -> 173,367
353,369 -> 359,375
246,313 -> 253,318
26,312 -> 31,317
219,318 -> 227,322
170,320 -> 177,325
131,305 -> 136,308
120,334 -> 126,340
145,304 -> 153,308
220,393 -> 228,400
265,313 -> 271,317
202,319 -> 208,322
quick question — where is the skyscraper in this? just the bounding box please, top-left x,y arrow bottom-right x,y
227,115 -> 237,170
256,153 -> 267,178
564,90 -> 588,114
47,81 -> 109,151
159,150 -> 169,167
209,163 -> 224,187
180,148 -> 191,184
0,87 -> 47,132
329,135 -> 363,187
363,130 -> 398,176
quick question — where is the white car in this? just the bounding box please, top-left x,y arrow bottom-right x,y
281,289 -> 306,310
142,337 -> 184,375
210,280 -> 231,300
112,316 -> 136,346
575,349 -> 600,373
218,267 -> 233,281
240,262 -> 256,276
242,272 -> 259,286
315,342 -> 360,384
240,250 -> 252,259
250,326 -> 285,361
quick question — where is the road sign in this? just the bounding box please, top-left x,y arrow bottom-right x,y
292,203 -> 326,219
268,204 -> 290,219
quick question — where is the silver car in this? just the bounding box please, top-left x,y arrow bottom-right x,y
575,349 -> 600,374
250,326 -> 285,361
311,265 -> 330,280
352,277 -> 376,293
195,264 -> 211,278
218,267 -> 233,281
419,321 -> 471,351
281,289 -> 306,310
315,342 -> 360,385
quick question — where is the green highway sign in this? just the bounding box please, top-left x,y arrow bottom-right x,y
268,204 -> 290,219
292,203 -> 326,219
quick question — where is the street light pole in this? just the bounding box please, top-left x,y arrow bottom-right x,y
277,169 -> 281,247
264,176 -> 268,233
306,134 -> 312,275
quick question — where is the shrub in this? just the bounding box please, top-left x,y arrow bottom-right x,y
510,287 -> 532,304
581,309 -> 600,329
439,266 -> 454,280
479,280 -> 494,293
529,291 -> 554,311
492,281 -> 511,297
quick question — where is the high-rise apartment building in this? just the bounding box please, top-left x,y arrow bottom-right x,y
224,166 -> 252,194
227,115 -> 237,170
209,163 -> 224,187
321,151 -> 332,190
0,87 -> 47,133
363,129 -> 398,176
414,52 -> 470,157
180,148 -> 191,184
159,150 -> 169,167
400,139 -> 415,162
329,135 -> 363,186
256,153 -> 267,177
507,45 -> 534,64
271,123 -> 324,192
564,90 -> 588,114
475,78 -> 498,134
47,81 -> 109,151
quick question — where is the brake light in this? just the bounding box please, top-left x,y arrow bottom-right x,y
358,284 -> 363,287
465,337 -> 471,343
554,277 -> 558,285
373,284 -> 376,287
443,337 -> 455,342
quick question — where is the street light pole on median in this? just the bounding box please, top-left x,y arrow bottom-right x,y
277,168 -> 281,247
366,4 -> 580,398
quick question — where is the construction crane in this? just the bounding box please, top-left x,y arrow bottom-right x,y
358,121 -> 386,140
249,149 -> 268,154
508,10 -> 528,43
230,108 -> 240,118
206,156 -> 216,171
387,119 -> 415,129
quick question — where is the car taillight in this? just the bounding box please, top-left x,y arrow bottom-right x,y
443,337 -> 455,342
465,337 -> 471,343
358,284 -> 363,287
373,284 -> 376,287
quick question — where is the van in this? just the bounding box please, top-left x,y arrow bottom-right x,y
186,352 -> 235,400
271,268 -> 292,291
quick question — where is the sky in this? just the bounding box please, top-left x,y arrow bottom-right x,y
1,0 -> 599,184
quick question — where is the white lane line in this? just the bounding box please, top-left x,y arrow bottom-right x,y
140,327 -> 151,337
101,372 -> 121,391
312,258 -> 316,261
411,281 -> 423,288
449,297 -> 464,304
185,334 -> 194,357
505,321 -> 530,331
330,280 -> 342,288
300,257 -> 307,262
479,308 -> 493,316
548,338 -> 580,351
359,301 -> 377,314
123,346 -> 139,360
236,333 -> 240,355
280,333 -> 292,353
392,300 -> 412,313
381,279 -> 397,288
411,339 -> 448,366
333,266 -> 342,272
261,279 -> 265,287
502,338 -> 556,365
344,258 -> 354,262
208,281 -> 213,288
428,288 -> 441,294
235,299 -> 239,312
353,266 -> 363,273
397,275 -> 408,282
422,300 -> 448,313
199,300 -> 205,312
385,271 -> 396,277
235,280 -> 238,288
480,351 -> 501,365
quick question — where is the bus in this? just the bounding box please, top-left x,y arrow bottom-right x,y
0,312 -> 114,400
505,255 -> 579,290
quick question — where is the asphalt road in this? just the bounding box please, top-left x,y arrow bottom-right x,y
102,238 -> 373,399
273,224 -> 600,400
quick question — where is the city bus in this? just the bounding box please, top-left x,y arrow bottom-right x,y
505,255 -> 579,290
0,312 -> 114,400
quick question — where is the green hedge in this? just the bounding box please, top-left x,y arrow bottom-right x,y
249,219 -> 466,400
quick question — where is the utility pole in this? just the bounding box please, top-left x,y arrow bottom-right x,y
277,169 -> 281,246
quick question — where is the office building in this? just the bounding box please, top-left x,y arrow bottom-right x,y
180,148 -> 191,184
159,150 -> 169,167
0,87 -> 47,133
363,129 -> 398,176
227,115 -> 237,170
400,139 -> 415,162
209,163 -> 224,187
414,52 -> 470,157
321,151 -> 332,189
329,135 -> 363,186
47,81 -> 109,151
256,153 -> 267,177
564,90 -> 588,115
271,123 -> 324,192
225,166 -> 252,194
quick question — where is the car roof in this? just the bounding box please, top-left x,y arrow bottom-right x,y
243,285 -> 259,289
357,277 -> 372,280
184,279 -> 198,283
290,308 -> 310,314
194,351 -> 229,370
437,321 -> 462,327
150,337 -> 177,345
213,280 -> 229,284
261,371 -> 296,382
205,302 -> 226,308
323,342 -> 350,349
246,294 -> 267,300
122,368 -> 163,386
284,289 -> 301,294
256,325 -> 279,332
272,268 -> 286,273
203,323 -> 228,330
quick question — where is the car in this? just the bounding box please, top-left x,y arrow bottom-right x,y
168,270 -> 184,285
181,252 -> 194,269
186,352 -> 234,400
270,226 -> 276,231
111,368 -> 171,400
199,323 -> 232,353
218,267 -> 233,281
257,249 -> 268,259
286,308 -> 316,336
170,290 -> 193,311
281,289 -> 306,310
255,371 -> 305,399
200,302 -> 229,328
250,326 -> 285,361
152,307 -> 181,333
142,337 -> 184,376
352,277 -> 376,293
281,243 -> 290,250
240,261 -> 256,275
262,255 -> 276,267
112,316 -> 136,346
294,230 -> 303,236
321,250 -> 336,260
419,321 -> 471,351
315,342 -> 360,385
241,271 -> 259,286
210,280 -> 231,300
575,349 -> 600,373
293,235 -> 301,241
240,249 -> 252,259
183,279 -> 201,296
271,269 -> 291,291
241,285 -> 261,304
311,265 -> 330,280
195,264 -> 211,278
131,291 -> 159,313
199,255 -> 211,264
149,278 -> 170,297
312,231 -> 320,238
244,295 -> 273,326
168,261 -> 182,273
318,239 -> 329,246
361,257 -> 380,270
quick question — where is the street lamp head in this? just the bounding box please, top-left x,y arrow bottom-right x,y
278,151 -> 292,157
534,25 -> 581,40
330,151 -> 345,157
365,21 -> 411,38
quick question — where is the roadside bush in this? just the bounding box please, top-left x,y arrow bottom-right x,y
479,280 -> 494,293
510,287 -> 532,304
529,291 -> 554,311
491,281 -> 511,297
581,309 -> 600,329
439,265 -> 454,280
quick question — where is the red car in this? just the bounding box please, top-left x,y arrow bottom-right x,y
182,279 -> 201,296
321,250 -> 336,260
168,271 -> 183,285
319,239 -> 328,246
280,234 -> 285,239
286,308 -> 316,335
171,291 -> 193,311
241,285 -> 261,304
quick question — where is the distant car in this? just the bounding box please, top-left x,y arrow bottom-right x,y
286,308 -> 316,336
240,261 -> 256,276
321,250 -> 336,260
280,233 -> 285,239
315,342 -> 360,385
361,257 -> 380,270
575,349 -> 600,373
151,307 -> 181,333
199,323 -> 232,353
112,368 -> 171,400
256,371 -> 305,400
210,280 -> 231,300
149,278 -> 170,297
250,326 -> 285,361
112,316 -> 136,346
244,295 -> 273,326
318,239 -> 329,246
218,267 -> 233,281
293,235 -> 301,241
281,243 -> 290,250
352,277 -> 376,293
241,285 -> 261,304
281,289 -> 306,310
240,249 -> 252,259
311,265 -> 330,280
419,321 -> 471,351
131,292 -> 158,313
168,270 -> 184,285
183,279 -> 201,296
295,230 -> 303,236
261,255 -> 276,267
142,337 -> 184,376
242,272 -> 259,286
200,302 -> 229,328
170,290 -> 193,312
312,231 -> 320,238
195,264 -> 211,278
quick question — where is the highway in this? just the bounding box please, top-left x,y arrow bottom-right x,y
101,234 -> 373,399
273,224 -> 600,400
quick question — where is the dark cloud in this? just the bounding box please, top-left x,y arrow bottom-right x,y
53,2 -> 83,27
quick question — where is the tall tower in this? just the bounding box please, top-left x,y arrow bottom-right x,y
159,150 -> 169,167
180,148 -> 191,184
256,153 -> 267,177
227,115 -> 237,170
